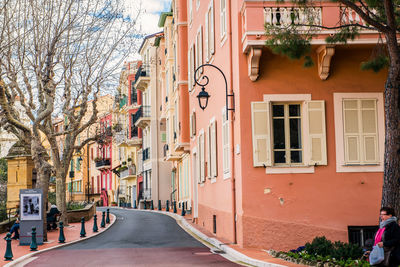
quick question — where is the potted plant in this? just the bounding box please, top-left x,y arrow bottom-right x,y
122,161 -> 126,166
111,201 -> 117,206
127,157 -> 132,162
94,157 -> 102,163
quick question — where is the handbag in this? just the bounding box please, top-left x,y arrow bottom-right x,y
370,245 -> 385,265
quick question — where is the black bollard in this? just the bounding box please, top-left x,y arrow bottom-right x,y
150,200 -> 154,210
166,200 -> 169,212
58,222 -> 65,243
158,200 -> 161,211
173,201 -> 177,213
106,209 -> 110,224
80,217 -> 86,237
133,200 -> 137,209
4,233 -> 13,261
143,200 -> 147,210
30,227 -> 38,251
93,214 -> 98,232
100,211 -> 106,228
181,202 -> 186,216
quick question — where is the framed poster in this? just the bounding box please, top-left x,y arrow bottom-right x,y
20,193 -> 41,221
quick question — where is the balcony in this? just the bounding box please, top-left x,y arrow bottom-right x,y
134,106 -> 151,128
142,148 -> 150,162
120,165 -> 137,180
95,159 -> 111,170
164,144 -> 181,161
240,2 -> 380,81
135,65 -> 150,91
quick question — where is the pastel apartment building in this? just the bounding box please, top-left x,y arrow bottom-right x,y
183,0 -> 386,251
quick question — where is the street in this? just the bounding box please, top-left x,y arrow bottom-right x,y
22,208 -> 239,266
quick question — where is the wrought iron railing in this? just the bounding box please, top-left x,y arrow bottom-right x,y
95,159 -> 111,168
133,106 -> 151,125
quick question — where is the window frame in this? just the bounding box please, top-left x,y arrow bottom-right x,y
220,0 -> 227,40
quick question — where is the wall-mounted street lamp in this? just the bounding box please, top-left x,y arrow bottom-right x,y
194,64 -> 235,120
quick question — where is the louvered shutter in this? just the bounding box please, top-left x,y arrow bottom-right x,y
200,133 -> 205,182
204,11 -> 209,62
222,108 -> 230,173
206,125 -> 211,178
211,120 -> 218,177
251,102 -> 271,167
307,101 -> 327,165
196,142 -> 201,183
188,47 -> 192,91
343,100 -> 360,163
361,99 -> 379,163
210,0 -> 215,55
199,27 -> 203,73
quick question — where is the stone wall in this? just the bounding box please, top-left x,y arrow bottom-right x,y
66,203 -> 96,223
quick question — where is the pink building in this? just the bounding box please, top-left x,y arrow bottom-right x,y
187,0 -> 386,251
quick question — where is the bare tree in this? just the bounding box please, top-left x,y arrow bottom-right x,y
265,0 -> 400,214
0,0 -> 142,234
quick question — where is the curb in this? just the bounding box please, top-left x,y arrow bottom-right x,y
116,207 -> 286,267
3,213 -> 117,267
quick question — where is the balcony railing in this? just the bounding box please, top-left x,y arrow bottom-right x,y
95,159 -> 111,169
143,148 -> 150,161
134,65 -> 150,85
264,7 -> 322,28
120,166 -> 136,179
133,106 -> 151,125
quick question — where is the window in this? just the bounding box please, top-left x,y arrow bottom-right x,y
189,0 -> 193,25
205,1 -> 215,62
348,226 -> 378,247
334,93 -> 384,172
197,130 -> 205,183
190,111 -> 196,138
222,108 -> 230,177
76,158 -> 81,171
196,0 -> 200,10
251,94 -> 327,173
195,27 -> 203,79
220,0 -> 226,39
210,120 -> 217,177
271,103 -> 302,165
188,44 -> 195,91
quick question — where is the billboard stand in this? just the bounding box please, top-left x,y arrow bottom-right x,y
19,189 -> 44,246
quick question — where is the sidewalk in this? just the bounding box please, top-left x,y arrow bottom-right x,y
129,206 -> 306,267
0,211 -> 115,267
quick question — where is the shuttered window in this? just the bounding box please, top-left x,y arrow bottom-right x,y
190,112 -> 196,138
205,1 -> 215,62
222,108 -> 230,177
251,99 -> 327,168
343,99 -> 378,164
206,125 -> 211,178
198,131 -> 205,182
195,27 -> 203,78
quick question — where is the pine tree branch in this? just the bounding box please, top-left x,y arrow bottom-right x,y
336,0 -> 390,33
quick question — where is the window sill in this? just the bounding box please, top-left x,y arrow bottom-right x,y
336,163 -> 383,173
265,166 -> 314,174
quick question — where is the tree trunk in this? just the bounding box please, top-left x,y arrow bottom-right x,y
382,32 -> 400,216
56,172 -> 68,225
31,138 -> 52,242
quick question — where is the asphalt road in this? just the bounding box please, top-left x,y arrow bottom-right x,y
23,208 -> 239,266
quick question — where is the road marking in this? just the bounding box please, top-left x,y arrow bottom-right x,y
117,216 -> 124,220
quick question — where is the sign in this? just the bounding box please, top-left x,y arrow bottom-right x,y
19,189 -> 43,245
20,193 -> 41,221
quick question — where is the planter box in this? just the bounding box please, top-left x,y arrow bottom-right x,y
66,203 -> 96,223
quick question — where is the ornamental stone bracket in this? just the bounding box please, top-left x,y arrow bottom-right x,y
247,47 -> 262,81
316,45 -> 335,80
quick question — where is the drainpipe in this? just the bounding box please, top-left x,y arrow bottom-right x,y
227,0 -> 237,244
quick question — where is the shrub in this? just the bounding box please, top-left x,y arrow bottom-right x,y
305,236 -> 334,257
305,236 -> 363,260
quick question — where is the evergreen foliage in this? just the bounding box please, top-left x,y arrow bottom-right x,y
361,55 -> 390,72
0,158 -> 7,183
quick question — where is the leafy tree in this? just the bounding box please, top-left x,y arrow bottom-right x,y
0,0 -> 142,237
265,0 -> 400,215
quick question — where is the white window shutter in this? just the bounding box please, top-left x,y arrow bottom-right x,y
343,100 -> 360,164
210,1 -> 215,55
191,45 -> 195,90
361,99 -> 379,164
200,133 -> 205,182
196,142 -> 201,183
222,108 -> 230,174
204,12 -> 209,62
211,121 -> 218,177
206,125 -> 211,178
199,27 -> 203,73
190,113 -> 193,138
251,102 -> 271,167
307,101 -> 327,165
